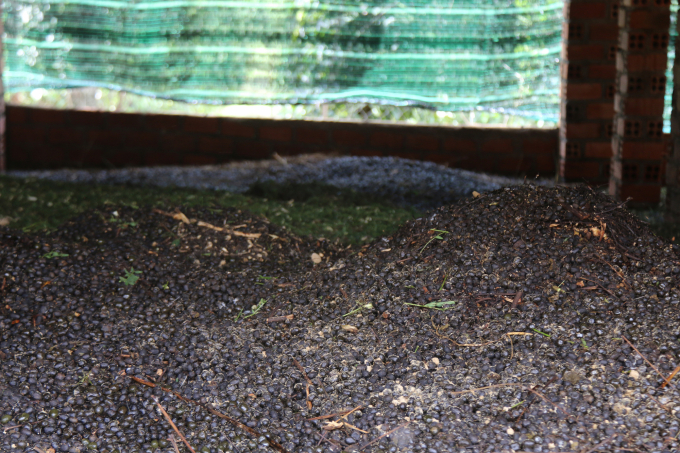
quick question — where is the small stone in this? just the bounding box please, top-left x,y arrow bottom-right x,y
613,402 -> 630,415
341,325 -> 358,333
563,370 -> 581,385
629,370 -> 639,380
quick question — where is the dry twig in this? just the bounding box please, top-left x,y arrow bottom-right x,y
343,421 -> 368,434
316,430 -> 328,447
515,376 -> 558,421
646,393 -> 676,417
589,255 -> 631,289
622,336 -> 674,389
527,387 -> 570,417
578,277 -> 618,298
309,405 -> 364,421
167,434 -> 181,453
266,315 -> 294,323
450,383 -> 524,395
511,290 -> 523,309
152,396 -> 195,453
491,451 -> 574,453
357,420 -> 411,452
126,375 -> 290,453
431,319 -> 531,358
292,357 -> 314,410
579,434 -> 615,453
661,365 -> 680,389
449,382 -> 573,419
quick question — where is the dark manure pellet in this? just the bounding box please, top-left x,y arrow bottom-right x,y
1,183 -> 680,453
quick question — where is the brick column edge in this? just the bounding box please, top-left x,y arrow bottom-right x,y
608,0 -> 630,199
610,0 -> 670,205
559,0 -> 620,186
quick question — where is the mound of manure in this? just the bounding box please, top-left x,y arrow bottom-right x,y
1,184 -> 679,453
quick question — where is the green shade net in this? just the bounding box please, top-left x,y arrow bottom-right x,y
664,3 -> 678,133
4,0 -> 564,121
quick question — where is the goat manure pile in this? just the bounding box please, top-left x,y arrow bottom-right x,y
1,184 -> 680,453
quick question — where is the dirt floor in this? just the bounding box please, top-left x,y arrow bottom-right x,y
1,183 -> 680,453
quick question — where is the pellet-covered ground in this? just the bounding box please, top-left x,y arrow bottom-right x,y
2,184 -> 680,453
9,155 -> 549,211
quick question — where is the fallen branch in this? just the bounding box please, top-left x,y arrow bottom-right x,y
196,220 -> 224,231
491,451 -> 574,453
450,383 -> 524,395
266,315 -> 294,323
578,277 -> 618,298
292,357 -> 313,410
125,375 -> 289,453
589,255 -> 631,289
153,396 -> 195,453
153,208 -> 190,224
449,382 -> 574,421
511,290 -> 523,309
357,420 -> 410,452
431,318 -> 531,350
339,405 -> 363,420
232,230 -> 262,239
660,365 -> 680,389
197,220 -> 262,238
168,434 -> 181,453
342,421 -> 368,434
579,434 -> 615,453
2,421 -> 38,432
527,387 -> 570,417
622,336 -> 674,389
514,376 -> 559,421
308,405 -> 364,421
597,202 -> 628,214
316,430 -> 328,447
645,394 -> 675,417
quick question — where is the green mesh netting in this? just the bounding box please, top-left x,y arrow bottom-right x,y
4,1 -> 565,121
664,4 -> 678,133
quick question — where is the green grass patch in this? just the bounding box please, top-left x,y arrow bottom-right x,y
0,176 -> 419,245
404,300 -> 457,310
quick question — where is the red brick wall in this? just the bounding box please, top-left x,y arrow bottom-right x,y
609,0 -> 671,205
7,106 -> 558,177
559,0 -> 672,206
559,0 -> 621,187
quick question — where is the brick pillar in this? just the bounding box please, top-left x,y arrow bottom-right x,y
559,0 -> 620,185
609,0 -> 670,205
667,6 -> 680,219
